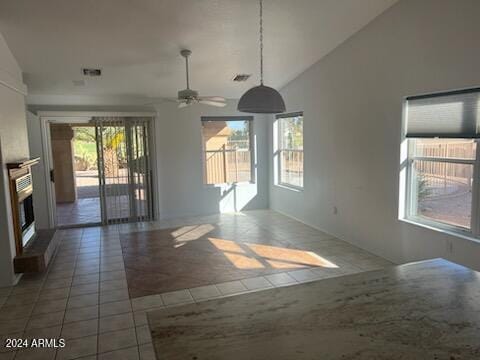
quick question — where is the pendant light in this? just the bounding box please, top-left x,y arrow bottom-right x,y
237,0 -> 286,114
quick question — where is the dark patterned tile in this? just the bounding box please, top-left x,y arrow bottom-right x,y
121,224 -> 327,298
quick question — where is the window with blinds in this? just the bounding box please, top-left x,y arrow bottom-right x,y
201,117 -> 254,185
405,88 -> 480,138
404,88 -> 480,236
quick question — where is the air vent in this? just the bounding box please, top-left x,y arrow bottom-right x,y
82,68 -> 102,77
72,79 -> 86,86
233,74 -> 251,82
16,174 -> 32,193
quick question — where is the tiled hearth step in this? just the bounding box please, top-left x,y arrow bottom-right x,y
14,230 -> 59,273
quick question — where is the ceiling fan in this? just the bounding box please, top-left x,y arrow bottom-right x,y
174,49 -> 226,108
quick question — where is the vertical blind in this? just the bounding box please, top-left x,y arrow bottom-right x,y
94,117 -> 153,224
405,88 -> 480,138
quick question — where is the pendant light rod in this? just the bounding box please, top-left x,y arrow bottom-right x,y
237,0 -> 286,114
259,0 -> 264,85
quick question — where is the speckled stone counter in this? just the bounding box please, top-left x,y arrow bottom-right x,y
148,259 -> 480,360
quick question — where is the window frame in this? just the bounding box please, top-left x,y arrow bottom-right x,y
200,116 -> 255,186
404,138 -> 480,237
275,112 -> 304,190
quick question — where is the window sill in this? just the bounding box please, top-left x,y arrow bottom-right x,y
274,183 -> 304,193
399,217 -> 480,245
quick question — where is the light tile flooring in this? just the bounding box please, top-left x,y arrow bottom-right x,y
0,210 -> 393,360
56,196 -> 147,227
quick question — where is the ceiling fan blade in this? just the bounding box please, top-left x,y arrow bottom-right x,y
142,97 -> 177,105
178,101 -> 190,109
199,96 -> 226,102
199,100 -> 227,107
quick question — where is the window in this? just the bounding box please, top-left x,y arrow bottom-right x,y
403,88 -> 480,236
201,117 -> 253,185
276,112 -> 304,188
408,139 -> 476,230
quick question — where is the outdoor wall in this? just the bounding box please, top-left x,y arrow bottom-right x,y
268,0 -> 480,270
0,32 -> 29,286
155,100 -> 269,219
50,124 -> 76,203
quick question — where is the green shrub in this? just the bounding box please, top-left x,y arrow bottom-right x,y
417,173 -> 431,201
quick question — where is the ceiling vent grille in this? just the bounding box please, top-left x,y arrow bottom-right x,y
82,68 -> 102,77
233,74 -> 251,82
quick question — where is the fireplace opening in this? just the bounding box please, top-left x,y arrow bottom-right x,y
19,194 -> 35,247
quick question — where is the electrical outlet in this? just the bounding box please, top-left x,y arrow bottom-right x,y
333,206 -> 338,215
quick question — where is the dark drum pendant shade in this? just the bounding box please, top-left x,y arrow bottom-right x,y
238,84 -> 285,114
237,0 -> 286,114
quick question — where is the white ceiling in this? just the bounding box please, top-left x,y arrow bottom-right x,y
0,0 -> 397,99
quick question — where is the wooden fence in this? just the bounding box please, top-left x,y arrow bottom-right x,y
205,149 -> 252,184
415,141 -> 475,189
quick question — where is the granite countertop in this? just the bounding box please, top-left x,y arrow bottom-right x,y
148,259 -> 480,360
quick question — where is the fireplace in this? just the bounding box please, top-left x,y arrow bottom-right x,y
7,158 -> 59,273
7,158 -> 40,255
18,187 -> 35,248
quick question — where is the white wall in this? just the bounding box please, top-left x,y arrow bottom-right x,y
0,32 -> 29,286
26,111 -> 49,230
155,100 -> 269,219
24,98 -> 269,224
269,0 -> 480,270
27,94 -> 155,114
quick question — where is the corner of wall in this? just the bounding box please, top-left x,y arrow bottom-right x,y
0,31 -> 30,286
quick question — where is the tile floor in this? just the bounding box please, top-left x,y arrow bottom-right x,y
121,212 -> 393,297
56,196 -> 147,227
56,198 -> 102,227
0,210 -> 393,359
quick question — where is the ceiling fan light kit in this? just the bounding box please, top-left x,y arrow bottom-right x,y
238,0 -> 286,114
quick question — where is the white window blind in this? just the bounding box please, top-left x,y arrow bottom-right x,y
405,88 -> 480,138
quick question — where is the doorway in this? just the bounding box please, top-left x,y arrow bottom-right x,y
49,116 -> 154,227
51,124 -> 100,226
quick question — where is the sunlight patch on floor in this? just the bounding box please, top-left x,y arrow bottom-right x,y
209,238 -> 246,253
265,259 -> 307,269
171,224 -> 215,242
208,237 -> 338,270
248,243 -> 338,268
223,253 -> 265,269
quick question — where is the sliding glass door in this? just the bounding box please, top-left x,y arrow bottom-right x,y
95,117 -> 153,224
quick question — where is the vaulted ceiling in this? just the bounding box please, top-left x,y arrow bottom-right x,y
0,0 -> 397,99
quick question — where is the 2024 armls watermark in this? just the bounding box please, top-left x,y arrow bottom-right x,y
4,338 -> 66,349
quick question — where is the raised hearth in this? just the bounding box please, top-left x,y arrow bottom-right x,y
14,229 -> 58,273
